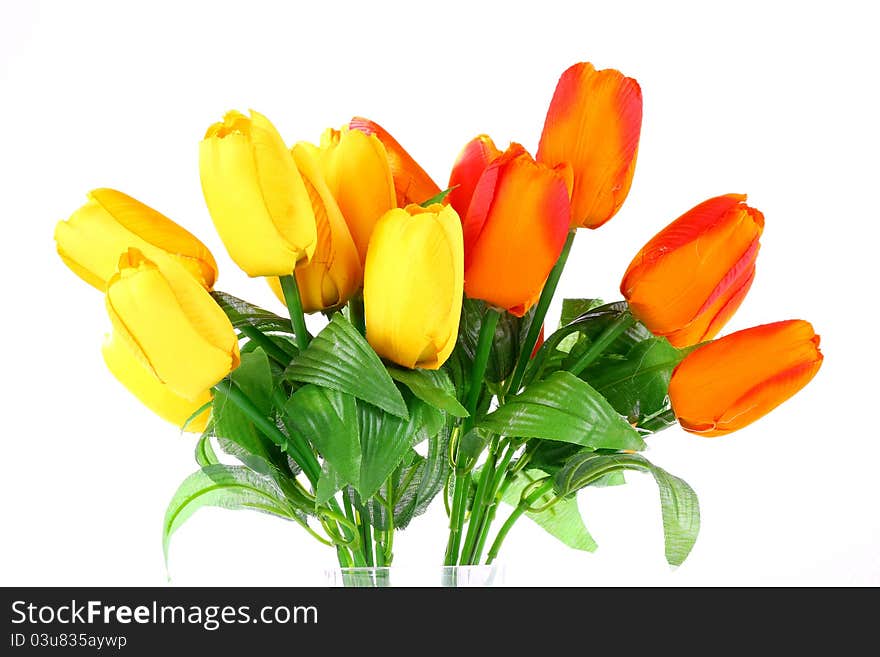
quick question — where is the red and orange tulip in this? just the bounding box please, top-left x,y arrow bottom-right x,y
350,117 -> 441,206
457,142 -> 571,317
621,194 -> 764,347
669,320 -> 823,437
537,62 -> 642,229
448,134 -> 502,218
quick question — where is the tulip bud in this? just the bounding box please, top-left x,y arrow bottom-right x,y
350,117 -> 441,207
364,204 -> 463,369
199,109 -> 317,277
317,127 -> 396,264
669,320 -> 822,436
54,188 -> 218,291
106,248 -> 240,401
268,143 -> 362,313
461,144 -> 571,317
621,194 -> 764,347
537,62 -> 642,229
102,332 -> 212,432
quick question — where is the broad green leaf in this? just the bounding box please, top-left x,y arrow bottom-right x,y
285,386 -> 360,488
559,298 -> 604,328
210,349 -> 291,474
502,468 -> 597,552
163,465 -> 296,565
357,397 -> 441,499
388,367 -> 468,417
284,314 -> 408,419
316,461 -> 346,506
363,421 -> 452,530
211,290 -> 293,334
582,337 -> 689,424
478,371 -> 645,452
554,452 -> 700,566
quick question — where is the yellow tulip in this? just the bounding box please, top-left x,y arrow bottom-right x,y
364,204 -> 463,369
268,143 -> 362,313
102,332 -> 212,432
105,248 -> 240,401
199,109 -> 317,277
318,126 -> 396,264
54,188 -> 218,291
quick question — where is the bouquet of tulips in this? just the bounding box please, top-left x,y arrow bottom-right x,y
54,62 -> 823,577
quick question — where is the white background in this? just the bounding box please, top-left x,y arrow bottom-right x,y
1,0 -> 877,586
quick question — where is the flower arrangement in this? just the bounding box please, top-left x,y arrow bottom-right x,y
53,61 -> 823,578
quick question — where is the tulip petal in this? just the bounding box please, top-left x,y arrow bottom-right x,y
622,194 -> 764,343
365,205 -> 463,369
319,127 -> 395,264
200,110 -> 317,277
669,320 -> 823,436
448,134 -> 502,218
103,333 -> 212,432
537,62 -> 642,228
54,189 -> 218,290
268,143 -> 362,312
350,117 -> 441,206
106,249 -> 239,400
463,154 -> 571,316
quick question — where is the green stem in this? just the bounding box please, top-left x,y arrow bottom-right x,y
459,436 -> 499,564
348,293 -> 366,336
445,308 -> 501,565
568,311 -> 635,377
463,309 -> 501,426
343,492 -> 366,567
279,274 -> 311,351
506,229 -> 576,396
470,441 -> 518,563
486,479 -> 554,565
384,476 -> 395,565
239,324 -> 295,365
444,469 -> 469,565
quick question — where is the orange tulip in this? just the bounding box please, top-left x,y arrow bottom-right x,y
669,320 -> 823,437
621,194 -> 764,348
537,62 -> 642,229
462,144 -> 571,317
350,117 -> 441,206
448,134 -> 502,218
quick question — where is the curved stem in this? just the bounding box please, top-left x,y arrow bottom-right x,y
279,274 -> 311,351
239,324 -> 295,365
568,311 -> 635,377
485,479 -> 554,564
460,436 -> 499,564
506,229 -> 576,396
470,441 -> 519,562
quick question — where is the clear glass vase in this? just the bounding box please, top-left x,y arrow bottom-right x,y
324,565 -> 504,587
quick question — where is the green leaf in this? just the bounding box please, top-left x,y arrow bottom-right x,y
211,290 -> 293,333
285,386 -> 361,489
284,313 -> 408,419
478,371 -> 646,452
388,367 -> 468,417
559,298 -> 604,328
582,337 -> 690,424
316,461 -> 347,506
357,397 -> 440,499
420,186 -> 456,206
163,465 -> 296,566
525,301 -> 652,386
194,431 -> 220,467
458,299 -> 536,383
210,349 -> 280,468
554,452 -> 700,566
502,468 -> 597,552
